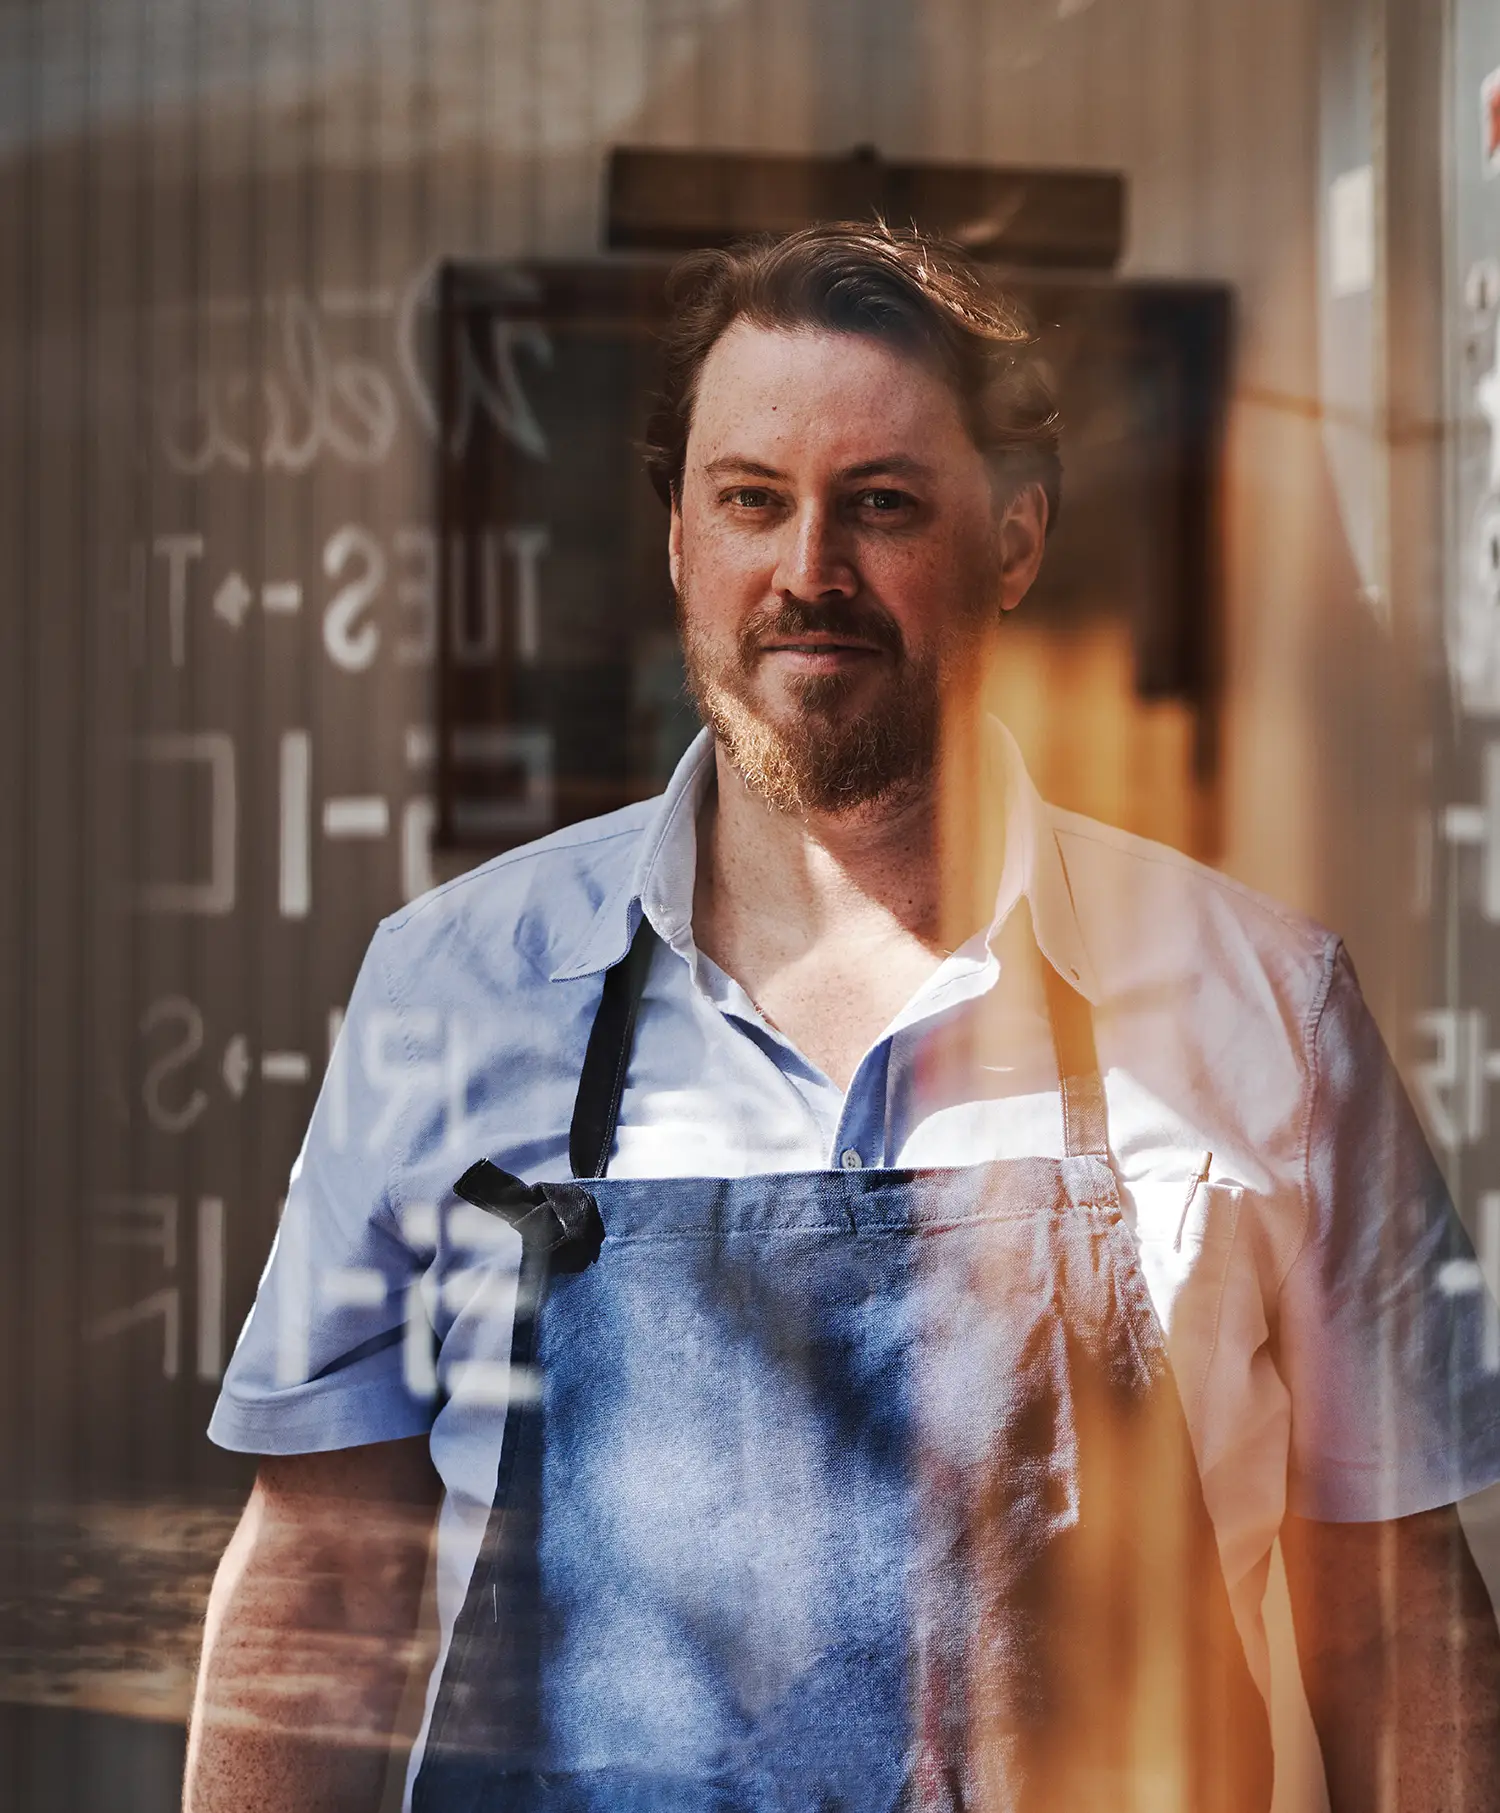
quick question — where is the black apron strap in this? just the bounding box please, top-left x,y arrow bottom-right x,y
1041,956 -> 1109,1159
569,916 -> 659,1180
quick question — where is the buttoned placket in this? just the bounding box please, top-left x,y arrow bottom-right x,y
829,942 -> 1004,1169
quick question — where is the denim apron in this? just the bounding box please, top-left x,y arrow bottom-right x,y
413,922 -> 1273,1812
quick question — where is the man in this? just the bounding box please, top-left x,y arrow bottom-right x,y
186,224 -> 1500,1811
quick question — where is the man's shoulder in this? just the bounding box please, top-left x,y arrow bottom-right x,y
369,798 -> 657,982
1048,804 -> 1338,1018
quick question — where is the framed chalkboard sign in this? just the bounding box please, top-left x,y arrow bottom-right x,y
436,259 -> 1230,851
435,260 -> 695,849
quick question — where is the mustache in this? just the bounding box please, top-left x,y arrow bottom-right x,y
736,596 -> 906,662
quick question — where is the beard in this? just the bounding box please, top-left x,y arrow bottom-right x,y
678,589 -> 975,817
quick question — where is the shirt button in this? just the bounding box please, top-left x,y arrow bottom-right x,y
840,1148 -> 863,1171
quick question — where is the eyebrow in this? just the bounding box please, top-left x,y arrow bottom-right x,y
701,454 -> 937,484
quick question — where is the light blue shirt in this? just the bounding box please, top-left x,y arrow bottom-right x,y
211,720 -> 1500,1746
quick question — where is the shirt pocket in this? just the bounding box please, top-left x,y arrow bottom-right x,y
1126,1162 -> 1244,1430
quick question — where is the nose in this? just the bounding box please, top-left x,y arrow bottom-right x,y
772,500 -> 857,600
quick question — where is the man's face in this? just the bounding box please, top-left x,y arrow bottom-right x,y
669,320 -> 1044,816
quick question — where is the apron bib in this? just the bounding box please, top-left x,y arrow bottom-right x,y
413,924 -> 1272,1812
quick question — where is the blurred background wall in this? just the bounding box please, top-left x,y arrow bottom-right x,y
0,1 -> 1468,1807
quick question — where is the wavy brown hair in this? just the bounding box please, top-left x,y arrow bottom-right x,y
641,220 -> 1062,526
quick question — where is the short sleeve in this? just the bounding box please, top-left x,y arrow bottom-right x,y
1277,941 -> 1500,1520
208,921 -> 436,1456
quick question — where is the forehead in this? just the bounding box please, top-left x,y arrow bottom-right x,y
685,320 -> 977,470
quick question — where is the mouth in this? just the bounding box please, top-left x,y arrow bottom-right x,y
758,638 -> 887,663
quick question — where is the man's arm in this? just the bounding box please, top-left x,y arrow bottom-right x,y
183,1435 -> 441,1813
1283,1503 -> 1500,1810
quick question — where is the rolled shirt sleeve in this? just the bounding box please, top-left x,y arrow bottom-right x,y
1277,941 -> 1500,1521
209,921 -> 438,1456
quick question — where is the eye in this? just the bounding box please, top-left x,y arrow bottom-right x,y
721,486 -> 775,510
854,488 -> 918,518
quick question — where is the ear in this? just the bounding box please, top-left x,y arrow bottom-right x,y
996,483 -> 1049,614
668,493 -> 684,595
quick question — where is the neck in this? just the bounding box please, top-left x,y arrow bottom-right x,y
694,704 -> 1002,959
706,749 -> 941,943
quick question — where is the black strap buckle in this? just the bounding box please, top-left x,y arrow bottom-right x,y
453,1159 -> 605,1271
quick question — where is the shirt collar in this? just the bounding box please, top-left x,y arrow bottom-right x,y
985,717 -> 1101,1003
549,719 -> 1100,1004
548,730 -> 716,981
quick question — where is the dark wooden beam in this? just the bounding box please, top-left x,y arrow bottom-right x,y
605,145 -> 1126,271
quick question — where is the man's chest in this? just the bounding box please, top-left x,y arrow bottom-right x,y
692,926 -> 951,1095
